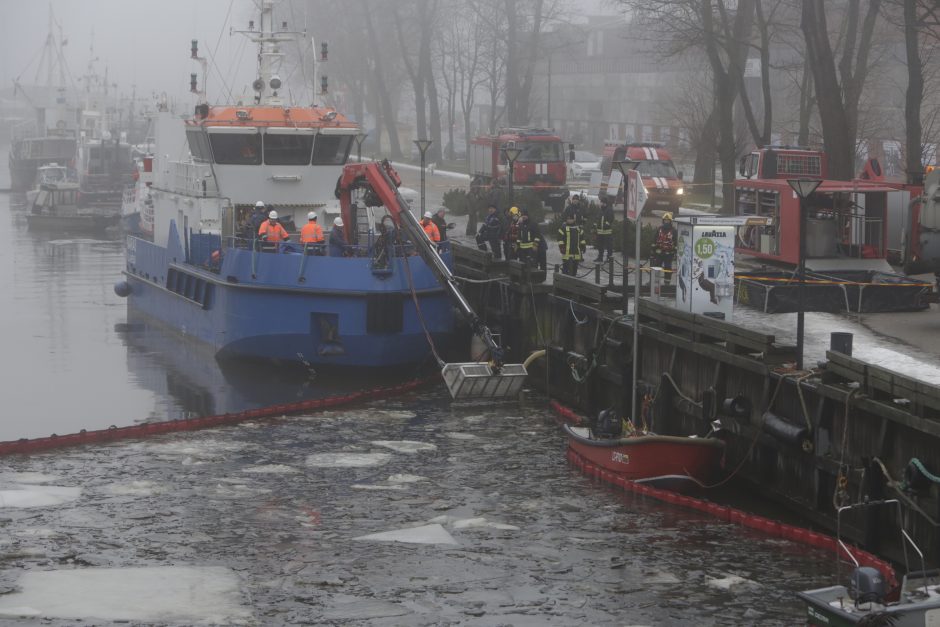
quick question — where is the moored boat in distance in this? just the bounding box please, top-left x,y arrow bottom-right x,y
26,179 -> 120,234
116,0 -> 454,368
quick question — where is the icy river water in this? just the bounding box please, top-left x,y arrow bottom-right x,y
0,149 -> 840,625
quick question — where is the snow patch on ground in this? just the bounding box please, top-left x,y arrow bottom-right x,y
306,452 -> 392,468
354,523 -> 458,545
370,440 -> 438,454
0,566 -> 251,623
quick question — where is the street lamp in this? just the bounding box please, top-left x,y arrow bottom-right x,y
354,131 -> 367,163
414,139 -> 432,218
503,147 -> 522,207
787,177 -> 822,370
616,159 -> 640,427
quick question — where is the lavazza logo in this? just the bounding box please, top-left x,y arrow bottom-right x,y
699,230 -> 728,238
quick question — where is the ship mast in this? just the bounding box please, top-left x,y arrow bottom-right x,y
234,0 -> 307,106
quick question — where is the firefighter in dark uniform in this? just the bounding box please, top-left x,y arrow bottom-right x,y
516,211 -> 543,265
477,204 -> 503,258
595,194 -> 614,263
651,211 -> 678,285
558,214 -> 587,276
562,194 -> 585,225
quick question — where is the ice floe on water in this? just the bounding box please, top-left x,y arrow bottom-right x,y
241,464 -> 299,474
352,472 -> 430,490
0,485 -> 81,508
301,408 -> 417,423
306,452 -> 392,467
100,480 -> 166,496
370,440 -> 438,453
0,472 -> 61,485
706,573 -> 757,590
428,514 -> 520,531
0,566 -> 251,623
444,431 -> 479,440
354,523 -> 458,545
387,473 -> 427,484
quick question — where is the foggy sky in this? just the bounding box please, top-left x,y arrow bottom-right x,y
0,0 -> 614,106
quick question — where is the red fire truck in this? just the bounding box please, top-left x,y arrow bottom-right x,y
734,146 -> 903,270
469,128 -> 569,211
599,142 -> 685,214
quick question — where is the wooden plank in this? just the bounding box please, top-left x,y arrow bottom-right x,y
815,383 -> 940,438
640,325 -> 771,373
552,273 -> 608,304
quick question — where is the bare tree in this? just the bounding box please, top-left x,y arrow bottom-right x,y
361,0 -> 403,158
800,0 -> 882,180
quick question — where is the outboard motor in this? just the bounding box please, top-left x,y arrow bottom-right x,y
592,408 -> 622,439
848,566 -> 886,605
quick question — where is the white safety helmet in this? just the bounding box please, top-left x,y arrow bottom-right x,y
255,201 -> 265,208
307,211 -> 317,220
423,211 -> 433,219
334,217 -> 344,227
268,210 -> 278,219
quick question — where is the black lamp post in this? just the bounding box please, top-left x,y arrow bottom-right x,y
615,159 -> 639,313
787,178 -> 822,370
414,139 -> 432,217
503,147 -> 522,207
617,159 -> 641,426
355,131 -> 367,163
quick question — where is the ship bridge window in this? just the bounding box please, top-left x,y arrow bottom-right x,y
264,128 -> 314,165
207,128 -> 262,165
312,133 -> 353,165
186,129 -> 212,162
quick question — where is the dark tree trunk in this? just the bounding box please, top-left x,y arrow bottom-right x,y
363,1 -> 402,158
904,0 -> 924,182
702,0 -> 754,213
797,54 -> 814,147
801,0 -> 881,180
693,109 -> 719,199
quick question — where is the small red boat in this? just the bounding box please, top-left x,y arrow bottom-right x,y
564,424 -> 725,491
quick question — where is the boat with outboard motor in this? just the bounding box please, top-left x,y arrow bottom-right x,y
114,1 -> 456,369
798,499 -> 939,626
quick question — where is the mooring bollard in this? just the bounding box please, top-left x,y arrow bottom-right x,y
608,257 -> 615,288
830,332 -> 853,356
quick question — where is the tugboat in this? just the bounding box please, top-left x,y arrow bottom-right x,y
115,1 -> 457,370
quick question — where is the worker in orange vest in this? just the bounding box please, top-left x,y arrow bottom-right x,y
258,210 -> 289,247
300,211 -> 324,253
421,211 -> 441,242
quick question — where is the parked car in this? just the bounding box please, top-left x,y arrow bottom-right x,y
568,150 -> 601,182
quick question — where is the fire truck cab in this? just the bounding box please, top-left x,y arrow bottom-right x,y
600,142 -> 685,214
734,146 -> 899,271
469,128 -> 569,211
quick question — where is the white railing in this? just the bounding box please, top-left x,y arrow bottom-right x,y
165,161 -> 219,197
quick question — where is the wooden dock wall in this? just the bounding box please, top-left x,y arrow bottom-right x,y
452,243 -> 940,567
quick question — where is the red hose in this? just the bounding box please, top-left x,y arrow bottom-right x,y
0,377 -> 433,456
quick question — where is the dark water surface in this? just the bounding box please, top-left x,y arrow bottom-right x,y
0,145 -> 840,624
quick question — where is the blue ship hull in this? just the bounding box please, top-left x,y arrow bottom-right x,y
123,223 -> 455,368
